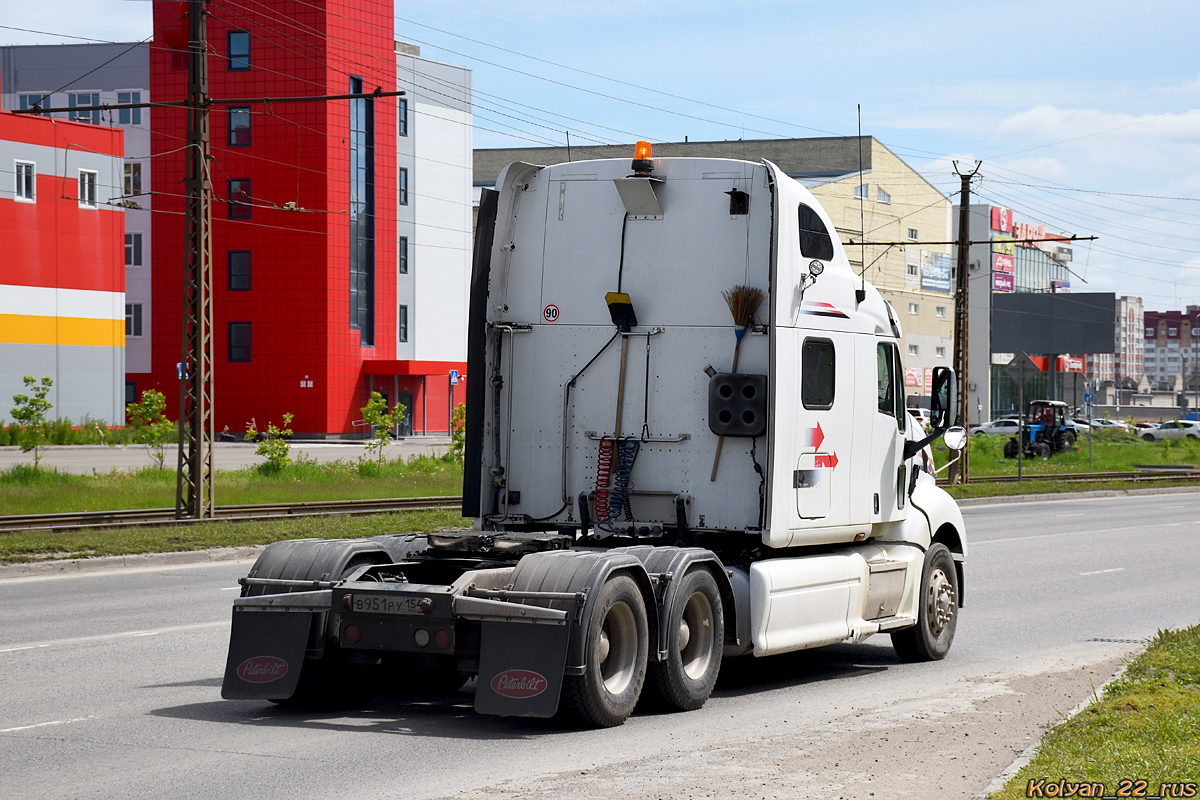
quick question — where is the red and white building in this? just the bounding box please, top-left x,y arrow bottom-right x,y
1144,307 -> 1200,392
0,111 -> 126,423
140,0 -> 471,437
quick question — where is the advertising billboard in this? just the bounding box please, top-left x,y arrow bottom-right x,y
992,236 -> 1015,255
993,272 -> 1015,292
991,293 -> 1116,354
990,206 -> 1012,232
921,252 -> 952,292
993,252 -> 1016,273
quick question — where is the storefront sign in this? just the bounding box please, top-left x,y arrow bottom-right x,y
993,253 -> 1016,273
990,206 -> 1012,232
992,236 -> 1015,255
993,272 -> 1015,292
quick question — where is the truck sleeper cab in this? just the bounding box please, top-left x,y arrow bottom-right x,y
221,148 -> 967,727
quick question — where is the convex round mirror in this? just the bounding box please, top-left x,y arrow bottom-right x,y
943,426 -> 967,451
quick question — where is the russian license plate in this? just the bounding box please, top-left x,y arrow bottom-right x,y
352,594 -> 424,616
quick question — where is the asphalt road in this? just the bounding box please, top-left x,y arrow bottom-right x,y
0,439 -> 451,475
1,492 -> 1197,799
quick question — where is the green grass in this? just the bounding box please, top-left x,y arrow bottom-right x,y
0,454 -> 463,516
0,509 -> 470,563
937,430 -> 1200,478
990,624 -> 1200,800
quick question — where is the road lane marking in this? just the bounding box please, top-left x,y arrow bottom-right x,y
0,716 -> 94,733
0,621 -> 225,654
219,587 -> 240,591
1080,568 -> 1125,576
1055,513 -> 1085,517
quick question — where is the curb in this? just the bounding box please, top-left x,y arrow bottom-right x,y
956,484 -> 1200,507
0,545 -> 265,579
973,660 -> 1134,800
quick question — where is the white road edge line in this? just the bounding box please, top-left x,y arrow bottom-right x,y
0,621 -> 225,654
1079,568 -> 1126,576
0,716 -> 95,734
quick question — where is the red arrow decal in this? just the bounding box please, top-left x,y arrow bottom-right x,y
814,453 -> 838,469
808,422 -> 824,451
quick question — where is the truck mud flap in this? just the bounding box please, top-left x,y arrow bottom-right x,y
474,620 -> 569,718
221,591 -> 331,700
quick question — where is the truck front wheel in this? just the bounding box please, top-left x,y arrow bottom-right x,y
891,543 -> 958,662
561,574 -> 649,727
645,569 -> 723,711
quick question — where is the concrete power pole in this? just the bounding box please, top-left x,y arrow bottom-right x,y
948,164 -> 979,484
176,0 -> 215,519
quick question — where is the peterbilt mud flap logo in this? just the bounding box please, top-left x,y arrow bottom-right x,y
236,656 -> 289,683
490,669 -> 548,698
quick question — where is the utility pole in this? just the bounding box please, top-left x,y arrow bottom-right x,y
176,0 -> 214,519
948,162 -> 980,484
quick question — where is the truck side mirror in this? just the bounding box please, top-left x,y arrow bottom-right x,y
929,367 -> 958,430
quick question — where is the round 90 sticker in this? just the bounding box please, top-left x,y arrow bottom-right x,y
543,304 -> 560,322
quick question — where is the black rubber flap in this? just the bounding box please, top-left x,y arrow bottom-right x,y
474,620 -> 569,717
708,373 -> 768,437
221,609 -> 312,700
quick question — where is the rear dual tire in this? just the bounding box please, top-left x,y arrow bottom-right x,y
646,569 -> 724,712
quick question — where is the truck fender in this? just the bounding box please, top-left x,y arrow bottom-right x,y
608,546 -> 739,659
242,538 -> 392,597
507,550 -> 656,677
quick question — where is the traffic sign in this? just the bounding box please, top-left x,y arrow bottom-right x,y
1004,353 -> 1040,385
449,370 -> 460,385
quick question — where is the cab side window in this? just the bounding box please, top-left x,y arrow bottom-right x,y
876,342 -> 905,432
802,338 -> 835,409
798,203 -> 834,261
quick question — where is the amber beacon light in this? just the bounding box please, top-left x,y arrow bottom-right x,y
632,140 -> 654,174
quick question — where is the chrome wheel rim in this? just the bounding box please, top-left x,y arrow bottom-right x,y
599,601 -> 638,694
679,591 -> 715,680
926,568 -> 955,637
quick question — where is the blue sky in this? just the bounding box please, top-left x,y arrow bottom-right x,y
6,0 -> 1200,308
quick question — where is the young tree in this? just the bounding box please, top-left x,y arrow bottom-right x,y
361,392 -> 403,468
449,403 -> 466,465
245,413 -> 294,474
10,375 -> 54,467
126,389 -> 174,469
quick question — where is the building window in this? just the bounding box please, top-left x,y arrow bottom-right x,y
398,167 -> 408,205
936,346 -> 946,358
125,381 -> 137,407
908,302 -> 919,315
228,250 -> 251,291
348,76 -> 375,345
398,98 -> 408,136
906,263 -> 918,278
908,344 -> 919,356
14,161 -> 35,202
69,93 -> 100,124
936,305 -> 946,317
398,305 -> 409,342
124,162 -> 142,195
19,94 -> 50,115
125,303 -> 143,337
907,228 -> 918,240
125,233 -> 143,266
877,187 -> 891,203
229,322 -> 252,362
117,92 -> 141,125
854,184 -> 868,199
399,236 -> 409,274
228,178 -> 251,219
228,107 -> 251,146
227,31 -> 251,71
78,170 -> 97,208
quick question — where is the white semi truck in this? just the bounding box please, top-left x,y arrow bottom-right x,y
222,145 -> 968,727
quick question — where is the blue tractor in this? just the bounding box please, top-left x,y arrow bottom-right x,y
1003,399 -> 1077,459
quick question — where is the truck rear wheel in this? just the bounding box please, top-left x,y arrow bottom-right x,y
645,569 -> 723,711
891,543 -> 958,662
561,574 -> 649,727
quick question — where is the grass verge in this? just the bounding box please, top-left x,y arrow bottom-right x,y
990,624 -> 1200,799
0,454 -> 462,516
0,509 -> 470,563
944,478 -> 1200,500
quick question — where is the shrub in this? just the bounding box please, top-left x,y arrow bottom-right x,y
361,392 -> 404,468
246,413 -> 294,475
450,403 -> 466,465
9,375 -> 54,467
126,389 -> 175,468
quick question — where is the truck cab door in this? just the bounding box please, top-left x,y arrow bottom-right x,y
870,341 -> 907,522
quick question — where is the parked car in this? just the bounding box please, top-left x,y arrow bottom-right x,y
907,407 -> 931,429
1134,422 -> 1158,432
1141,420 -> 1200,441
971,419 -> 1022,436
1089,419 -> 1130,432
1070,418 -> 1093,430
